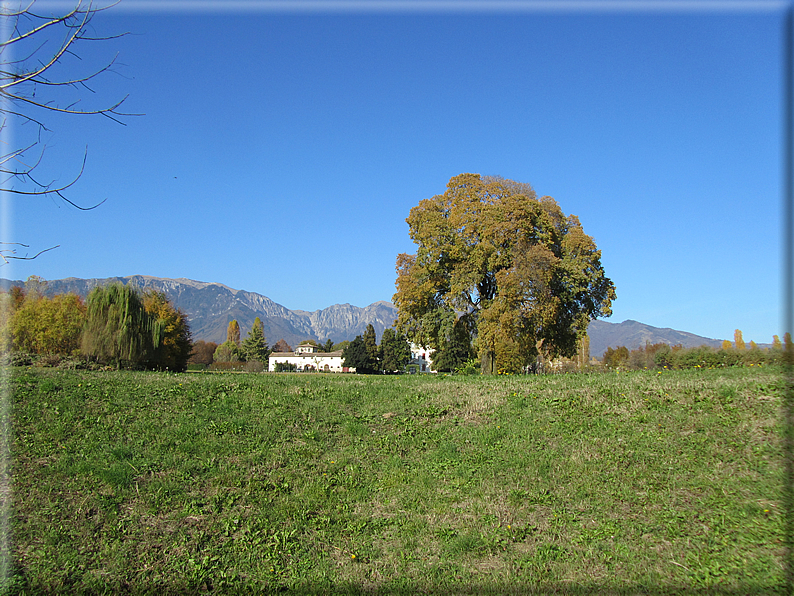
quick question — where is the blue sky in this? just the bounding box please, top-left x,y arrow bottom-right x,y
2,0 -> 787,344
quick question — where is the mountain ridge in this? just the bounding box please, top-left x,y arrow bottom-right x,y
1,275 -> 729,358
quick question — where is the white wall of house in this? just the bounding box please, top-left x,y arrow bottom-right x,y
408,343 -> 435,373
268,344 -> 351,372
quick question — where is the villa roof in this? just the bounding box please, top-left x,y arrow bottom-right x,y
269,350 -> 344,357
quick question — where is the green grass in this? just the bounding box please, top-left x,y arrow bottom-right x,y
0,366 -> 786,594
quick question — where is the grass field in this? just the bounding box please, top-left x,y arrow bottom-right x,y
0,365 -> 787,594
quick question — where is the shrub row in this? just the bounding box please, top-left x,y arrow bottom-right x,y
602,343 -> 788,371
207,361 -> 265,373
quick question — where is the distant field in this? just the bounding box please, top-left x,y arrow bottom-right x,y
1,366 -> 786,594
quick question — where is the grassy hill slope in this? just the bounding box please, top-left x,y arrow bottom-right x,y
3,367 -> 785,594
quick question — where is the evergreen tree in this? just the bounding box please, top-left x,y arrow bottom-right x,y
343,335 -> 376,373
242,317 -> 269,363
432,315 -> 474,372
323,339 -> 335,353
81,284 -> 163,368
379,328 -> 411,372
363,324 -> 379,370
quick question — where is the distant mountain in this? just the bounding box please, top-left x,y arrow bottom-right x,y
0,276 -> 727,358
587,319 -> 724,359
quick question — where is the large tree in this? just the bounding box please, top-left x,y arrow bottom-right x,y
734,329 -> 746,351
11,292 -> 85,355
142,290 -> 192,372
431,313 -> 475,373
393,173 -> 615,374
227,320 -> 241,346
214,341 -> 240,363
272,339 -> 292,353
189,340 -> 218,366
342,335 -> 377,374
363,324 -> 379,369
81,283 -> 162,369
379,328 -> 411,373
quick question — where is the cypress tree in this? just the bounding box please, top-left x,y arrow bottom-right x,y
227,320 -> 241,346
363,324 -> 379,371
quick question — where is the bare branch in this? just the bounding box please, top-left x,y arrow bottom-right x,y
0,243 -> 60,265
2,6 -> 94,91
0,0 -> 135,213
4,148 -> 107,210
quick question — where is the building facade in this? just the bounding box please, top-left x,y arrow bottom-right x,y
268,342 -> 435,374
268,343 -> 350,372
407,343 -> 435,373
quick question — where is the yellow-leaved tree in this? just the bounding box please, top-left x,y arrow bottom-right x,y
142,290 -> 193,372
393,174 -> 616,374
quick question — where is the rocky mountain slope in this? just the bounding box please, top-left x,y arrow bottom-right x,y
1,275 -> 727,358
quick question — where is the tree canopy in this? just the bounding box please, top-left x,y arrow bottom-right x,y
379,328 -> 411,373
272,339 -> 292,353
10,292 -> 85,356
214,341 -> 241,363
142,290 -> 192,372
227,320 -> 241,346
189,340 -> 218,366
342,335 -> 377,374
393,173 -> 616,374
81,283 -> 163,369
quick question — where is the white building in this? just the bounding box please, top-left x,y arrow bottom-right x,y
407,343 -> 435,373
268,343 -> 350,373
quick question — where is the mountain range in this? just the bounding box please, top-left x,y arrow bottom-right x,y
0,275 -> 728,358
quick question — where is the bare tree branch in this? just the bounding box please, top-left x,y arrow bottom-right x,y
0,243 -> 60,265
0,0 -> 135,260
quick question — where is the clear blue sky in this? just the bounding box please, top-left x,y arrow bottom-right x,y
3,0 -> 787,344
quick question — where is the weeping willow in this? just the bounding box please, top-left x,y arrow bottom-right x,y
81,284 -> 164,368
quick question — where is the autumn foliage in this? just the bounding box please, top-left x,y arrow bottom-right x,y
394,174 -> 616,374
2,279 -> 192,371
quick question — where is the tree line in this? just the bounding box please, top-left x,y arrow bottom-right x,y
340,324 -> 412,374
189,318 -> 271,371
0,277 -> 418,375
1,277 -> 191,371
601,330 -> 792,371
